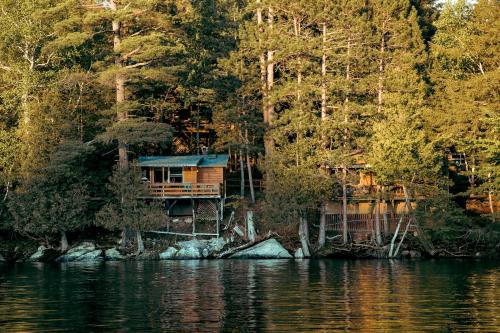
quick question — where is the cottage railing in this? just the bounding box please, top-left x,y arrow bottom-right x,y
147,183 -> 221,197
325,213 -> 416,234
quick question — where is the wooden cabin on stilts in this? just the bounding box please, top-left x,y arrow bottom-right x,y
139,154 -> 229,238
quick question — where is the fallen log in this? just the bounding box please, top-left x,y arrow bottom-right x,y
217,232 -> 277,259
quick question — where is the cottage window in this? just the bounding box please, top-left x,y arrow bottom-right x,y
169,167 -> 183,183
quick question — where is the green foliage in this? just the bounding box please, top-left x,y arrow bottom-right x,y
97,118 -> 172,146
368,112 -> 443,193
96,164 -> 167,233
264,160 -> 335,224
7,141 -> 94,241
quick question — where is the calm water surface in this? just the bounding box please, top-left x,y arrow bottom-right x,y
0,259 -> 498,332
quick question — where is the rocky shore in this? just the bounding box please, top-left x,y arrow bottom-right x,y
0,237 -> 297,263
1,234 -> 497,263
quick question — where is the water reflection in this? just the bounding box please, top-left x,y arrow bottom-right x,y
0,259 -> 499,332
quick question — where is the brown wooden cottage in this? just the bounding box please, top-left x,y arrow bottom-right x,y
139,154 -> 229,237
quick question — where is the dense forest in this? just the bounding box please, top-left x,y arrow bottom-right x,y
0,0 -> 498,257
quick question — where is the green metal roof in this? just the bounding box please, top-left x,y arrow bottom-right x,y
138,155 -> 203,167
138,154 -> 229,168
199,154 -> 230,167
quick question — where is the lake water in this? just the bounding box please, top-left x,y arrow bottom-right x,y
0,259 -> 499,332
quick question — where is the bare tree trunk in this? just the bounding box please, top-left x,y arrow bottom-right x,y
264,6 -> 275,156
382,186 -> 389,235
110,0 -> 128,171
377,20 -> 386,114
246,144 -> 255,203
136,230 -> 145,255
240,149 -> 245,199
256,1 -> 267,124
488,173 -> 495,223
246,210 -> 256,242
120,229 -> 127,248
394,219 -> 411,257
317,22 -> 328,251
60,230 -> 68,252
299,214 -> 310,257
342,168 -> 348,245
321,22 -> 327,134
375,186 -> 382,246
388,216 -> 403,258
318,203 -> 327,249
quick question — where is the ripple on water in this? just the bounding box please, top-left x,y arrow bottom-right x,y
0,259 -> 499,332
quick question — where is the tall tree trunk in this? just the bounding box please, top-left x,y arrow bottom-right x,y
239,149 -> 245,198
136,230 -> 145,255
382,186 -> 389,235
377,20 -> 386,114
488,173 -> 495,223
110,1 -> 130,245
321,22 -> 327,134
245,138 -> 255,203
375,186 -> 382,246
318,203 -> 327,249
342,167 -> 348,245
341,36 -> 352,246
299,214 -> 310,257
264,6 -> 275,156
256,1 -> 267,123
388,216 -> 402,258
110,0 -> 128,171
246,210 -> 256,242
60,230 -> 68,252
317,22 -> 328,250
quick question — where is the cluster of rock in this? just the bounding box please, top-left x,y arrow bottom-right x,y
12,237 -> 298,263
159,238 -> 294,259
25,242 -> 124,263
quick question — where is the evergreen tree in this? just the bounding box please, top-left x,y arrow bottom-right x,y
96,164 -> 167,254
7,141 -> 94,250
429,0 -> 499,221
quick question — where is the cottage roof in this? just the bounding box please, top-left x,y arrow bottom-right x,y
138,154 -> 229,168
199,154 -> 230,167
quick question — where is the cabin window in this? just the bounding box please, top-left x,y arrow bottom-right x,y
153,168 -> 164,183
169,167 -> 183,183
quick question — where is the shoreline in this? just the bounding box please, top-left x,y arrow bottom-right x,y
1,236 -> 498,264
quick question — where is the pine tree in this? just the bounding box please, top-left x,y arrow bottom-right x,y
96,164 -> 167,254
78,0 -> 179,169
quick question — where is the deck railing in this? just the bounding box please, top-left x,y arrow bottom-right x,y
147,183 -> 221,197
325,213 -> 416,234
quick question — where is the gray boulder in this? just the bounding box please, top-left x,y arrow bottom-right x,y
56,242 -> 103,262
230,239 -> 293,259
0,253 -> 5,262
294,248 -> 304,259
159,247 -> 178,259
158,238 -> 228,260
104,248 -> 124,261
27,245 -> 60,262
176,247 -> 201,259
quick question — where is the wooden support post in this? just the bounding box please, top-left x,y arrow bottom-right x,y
220,198 -> 224,221
216,199 -> 220,238
191,198 -> 196,235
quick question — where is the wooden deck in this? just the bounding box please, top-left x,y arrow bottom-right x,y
145,183 -> 221,198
